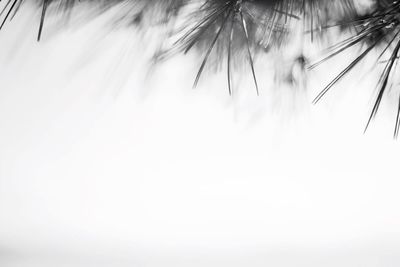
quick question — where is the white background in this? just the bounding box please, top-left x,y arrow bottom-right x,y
1,3 -> 400,267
